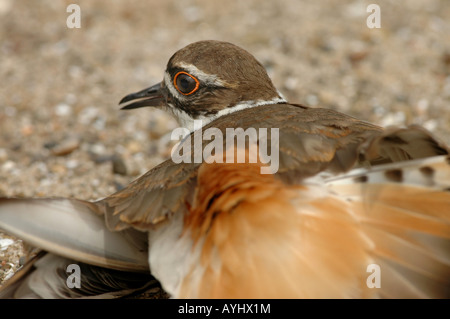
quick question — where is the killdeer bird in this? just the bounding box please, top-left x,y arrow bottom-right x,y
0,40 -> 449,298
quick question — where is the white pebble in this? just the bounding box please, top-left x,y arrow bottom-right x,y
423,119 -> 438,131
78,106 -> 99,125
1,160 -> 15,171
284,77 -> 298,91
3,268 -> 15,281
416,99 -> 429,115
90,143 -> 106,155
65,93 -> 77,105
380,111 -> 406,126
55,103 -> 72,117
0,238 -> 14,251
91,179 -> 100,187
66,159 -> 79,169
305,94 -> 319,106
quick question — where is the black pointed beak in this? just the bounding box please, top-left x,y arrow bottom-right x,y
119,82 -> 166,110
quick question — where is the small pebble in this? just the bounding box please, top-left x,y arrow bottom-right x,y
284,76 -> 298,91
0,148 -> 8,162
19,256 -> 27,266
3,106 -> 17,117
112,156 -> 127,175
0,238 -> 14,251
50,163 -> 67,174
50,138 -> 80,156
89,143 -> 107,156
66,159 -> 79,169
127,140 -> 143,154
305,94 -> 319,106
1,160 -> 15,172
348,50 -> 369,64
55,103 -> 72,117
21,124 -> 34,136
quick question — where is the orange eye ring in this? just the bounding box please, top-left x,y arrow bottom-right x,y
173,71 -> 200,95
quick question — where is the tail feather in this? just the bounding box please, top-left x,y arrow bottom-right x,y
327,155 -> 450,298
377,259 -> 443,298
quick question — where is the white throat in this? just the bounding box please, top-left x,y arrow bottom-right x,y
168,95 -> 287,133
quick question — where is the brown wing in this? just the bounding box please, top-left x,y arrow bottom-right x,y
359,124 -> 449,164
100,104 -> 447,231
211,104 -> 384,180
101,160 -> 198,231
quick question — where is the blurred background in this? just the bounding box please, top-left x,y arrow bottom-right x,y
0,0 -> 449,288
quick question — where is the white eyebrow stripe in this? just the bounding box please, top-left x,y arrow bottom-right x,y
173,62 -> 232,87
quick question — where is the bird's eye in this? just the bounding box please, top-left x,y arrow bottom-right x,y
174,72 -> 199,95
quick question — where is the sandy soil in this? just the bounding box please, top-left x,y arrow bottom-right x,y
0,0 -> 449,296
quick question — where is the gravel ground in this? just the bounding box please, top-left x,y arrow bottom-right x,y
0,0 -> 449,296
